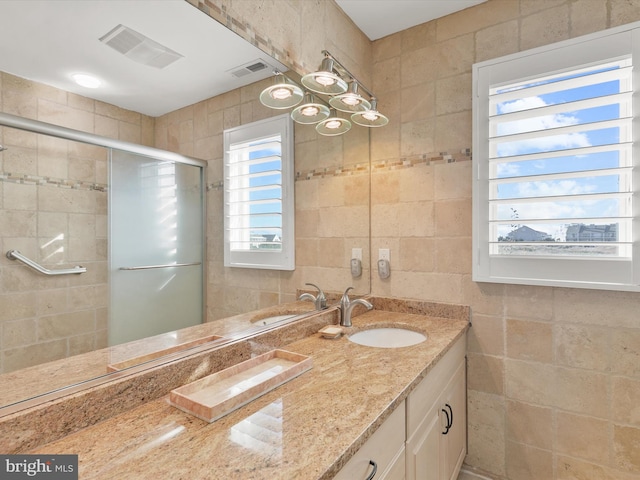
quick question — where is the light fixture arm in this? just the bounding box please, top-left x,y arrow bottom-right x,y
320,50 -> 375,100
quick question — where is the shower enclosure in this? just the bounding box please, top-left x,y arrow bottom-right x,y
0,113 -> 205,370
110,150 -> 204,345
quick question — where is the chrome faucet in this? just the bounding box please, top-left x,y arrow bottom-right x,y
339,287 -> 373,327
298,282 -> 327,310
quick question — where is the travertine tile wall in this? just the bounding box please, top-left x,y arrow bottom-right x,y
154,75 -> 371,320
2,0 -> 639,477
211,0 -> 640,478
0,72 -> 154,373
173,0 -> 374,319
369,1 -> 640,479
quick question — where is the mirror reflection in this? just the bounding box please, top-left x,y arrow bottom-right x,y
0,1 -> 370,410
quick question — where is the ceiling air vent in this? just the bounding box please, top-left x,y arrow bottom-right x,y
99,24 -> 184,69
229,60 -> 270,78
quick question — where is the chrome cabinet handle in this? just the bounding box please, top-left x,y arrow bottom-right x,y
365,460 -> 377,480
442,403 -> 453,435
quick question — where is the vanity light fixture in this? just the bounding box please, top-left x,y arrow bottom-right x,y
316,109 -> 352,136
291,93 -> 330,124
259,50 -> 388,136
259,72 -> 304,109
351,98 -> 389,127
329,81 -> 371,113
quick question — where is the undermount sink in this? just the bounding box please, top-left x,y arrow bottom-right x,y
348,327 -> 427,348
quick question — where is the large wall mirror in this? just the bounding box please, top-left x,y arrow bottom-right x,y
0,1 -> 370,412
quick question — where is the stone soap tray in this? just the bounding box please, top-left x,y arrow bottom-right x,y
107,335 -> 225,372
169,349 -> 312,423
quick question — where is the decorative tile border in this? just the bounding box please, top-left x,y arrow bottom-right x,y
3,148 -> 472,194
188,0 -> 306,75
207,180 -> 223,192
0,173 -> 107,192
206,148 -> 472,191
295,148 -> 472,181
372,149 -> 472,172
296,162 -> 370,181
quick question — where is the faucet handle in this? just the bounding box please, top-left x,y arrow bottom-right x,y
305,282 -> 327,309
306,282 -> 323,293
342,286 -> 354,299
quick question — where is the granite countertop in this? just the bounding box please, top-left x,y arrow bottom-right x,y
28,307 -> 469,480
0,300 -> 317,409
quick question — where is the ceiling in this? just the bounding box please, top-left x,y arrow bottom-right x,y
0,0 -> 486,117
336,0 -> 487,40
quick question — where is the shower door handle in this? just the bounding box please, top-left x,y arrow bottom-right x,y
119,262 -> 201,271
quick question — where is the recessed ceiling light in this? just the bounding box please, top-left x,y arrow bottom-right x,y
71,73 -> 102,89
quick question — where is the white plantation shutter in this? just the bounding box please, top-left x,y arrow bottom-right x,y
227,140 -> 283,251
473,23 -> 640,291
224,114 -> 295,270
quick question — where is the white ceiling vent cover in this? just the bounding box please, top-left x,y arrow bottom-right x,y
228,60 -> 271,78
99,24 -> 184,69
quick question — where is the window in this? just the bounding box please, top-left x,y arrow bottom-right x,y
473,22 -> 640,291
224,113 -> 295,270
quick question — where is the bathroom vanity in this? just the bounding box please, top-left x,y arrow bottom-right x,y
333,335 -> 466,480
5,297 -> 469,480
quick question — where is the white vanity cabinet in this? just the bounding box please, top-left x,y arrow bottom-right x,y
333,400 -> 406,480
333,336 -> 466,480
405,337 -> 466,480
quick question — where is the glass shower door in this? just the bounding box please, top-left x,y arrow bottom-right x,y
109,150 -> 204,346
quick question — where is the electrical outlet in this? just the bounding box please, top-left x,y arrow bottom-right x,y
351,258 -> 362,277
378,259 -> 390,279
379,248 -> 390,261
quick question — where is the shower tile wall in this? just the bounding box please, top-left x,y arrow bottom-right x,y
0,72 -> 154,373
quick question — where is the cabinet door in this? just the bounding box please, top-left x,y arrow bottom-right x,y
334,402 -> 405,480
380,445 -> 406,480
440,360 -> 466,480
406,401 -> 442,480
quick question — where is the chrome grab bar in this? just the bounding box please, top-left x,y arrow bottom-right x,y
119,262 -> 201,271
6,250 -> 87,275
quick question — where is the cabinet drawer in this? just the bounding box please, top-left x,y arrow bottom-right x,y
333,400 -> 406,480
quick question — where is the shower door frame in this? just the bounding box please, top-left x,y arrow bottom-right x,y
0,111 -> 208,335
